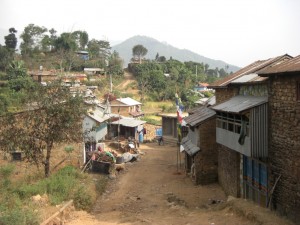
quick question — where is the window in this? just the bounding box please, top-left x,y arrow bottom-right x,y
297,81 -> 300,102
216,113 -> 249,136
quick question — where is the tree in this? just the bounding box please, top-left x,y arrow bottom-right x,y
72,31 -> 89,50
54,32 -> 77,51
0,80 -> 88,177
4,28 -> 18,51
20,24 -> 48,56
132,45 -> 148,64
108,50 -> 123,76
0,44 -> 11,71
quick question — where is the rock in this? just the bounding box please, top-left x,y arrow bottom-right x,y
31,194 -> 42,202
227,195 -> 236,202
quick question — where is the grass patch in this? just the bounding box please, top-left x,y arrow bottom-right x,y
0,164 -> 108,223
142,115 -> 162,126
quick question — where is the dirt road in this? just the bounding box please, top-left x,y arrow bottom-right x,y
65,143 -> 287,225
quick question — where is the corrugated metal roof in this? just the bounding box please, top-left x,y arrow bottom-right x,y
181,136 -> 200,156
158,112 -> 189,118
111,118 -> 146,127
258,55 -> 300,75
209,54 -> 292,87
184,106 -> 216,127
117,97 -> 141,106
211,95 -> 268,113
231,73 -> 258,83
87,109 -> 110,123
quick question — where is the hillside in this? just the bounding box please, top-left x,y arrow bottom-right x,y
112,35 -> 240,73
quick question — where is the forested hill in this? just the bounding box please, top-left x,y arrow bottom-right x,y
112,35 -> 240,72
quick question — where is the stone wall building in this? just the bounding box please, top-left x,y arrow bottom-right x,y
258,56 -> 300,222
209,54 -> 292,202
183,106 -> 217,185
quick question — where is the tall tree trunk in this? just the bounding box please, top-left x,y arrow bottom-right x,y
44,142 -> 53,177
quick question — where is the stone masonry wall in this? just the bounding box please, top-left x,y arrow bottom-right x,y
194,118 -> 218,184
218,144 -> 241,197
268,74 -> 300,222
215,87 -> 239,104
215,87 -> 240,195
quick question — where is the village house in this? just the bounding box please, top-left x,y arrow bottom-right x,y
158,112 -> 188,145
194,82 -> 209,92
257,56 -> 300,222
208,54 -> 292,207
182,106 -> 217,184
110,97 -> 144,118
83,107 -> 110,158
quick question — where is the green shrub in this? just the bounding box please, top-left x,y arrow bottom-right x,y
0,164 -> 15,189
73,186 -> 92,210
0,205 -> 39,225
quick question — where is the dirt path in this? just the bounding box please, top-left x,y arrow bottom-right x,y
66,143 -> 260,225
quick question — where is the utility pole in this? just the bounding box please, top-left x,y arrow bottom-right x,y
110,73 -> 112,93
196,64 -> 198,83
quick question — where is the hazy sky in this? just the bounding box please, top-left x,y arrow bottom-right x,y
1,0 -> 300,67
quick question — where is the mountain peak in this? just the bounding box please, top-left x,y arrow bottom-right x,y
112,36 -> 240,72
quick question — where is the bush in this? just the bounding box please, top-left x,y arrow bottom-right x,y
73,186 -> 92,211
0,205 -> 39,225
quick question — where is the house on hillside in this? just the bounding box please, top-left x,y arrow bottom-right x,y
76,51 -> 89,60
257,56 -> 300,222
208,54 -> 292,206
83,108 -> 110,152
194,82 -> 209,92
110,97 -> 144,118
84,68 -> 105,76
182,106 -> 217,184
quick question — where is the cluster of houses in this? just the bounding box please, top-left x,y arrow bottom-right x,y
160,54 -> 300,223
83,95 -> 146,157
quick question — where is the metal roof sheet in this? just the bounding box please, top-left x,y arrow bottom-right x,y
258,55 -> 300,75
181,136 -> 200,156
116,97 -> 142,106
87,109 -> 110,123
209,54 -> 292,87
111,118 -> 146,127
158,112 -> 189,118
184,106 -> 216,127
231,73 -> 258,83
211,95 -> 268,113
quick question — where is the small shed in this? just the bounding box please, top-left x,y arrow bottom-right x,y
110,118 -> 146,140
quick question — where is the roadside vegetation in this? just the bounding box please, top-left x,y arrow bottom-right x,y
0,164 -> 108,224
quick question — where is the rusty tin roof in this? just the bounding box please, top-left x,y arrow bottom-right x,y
258,55 -> 300,76
184,106 -> 216,127
209,54 -> 292,88
211,95 -> 268,114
